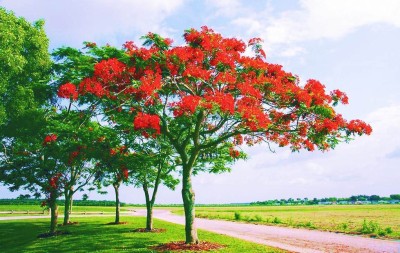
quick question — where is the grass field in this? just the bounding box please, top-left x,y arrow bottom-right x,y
171,204 -> 400,239
0,216 -> 285,253
2,204 -> 399,240
0,205 -> 135,216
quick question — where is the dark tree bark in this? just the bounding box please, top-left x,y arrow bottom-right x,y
182,167 -> 198,244
63,188 -> 73,225
113,181 -> 121,223
49,192 -> 59,234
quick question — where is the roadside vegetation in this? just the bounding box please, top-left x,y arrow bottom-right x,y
171,204 -> 400,239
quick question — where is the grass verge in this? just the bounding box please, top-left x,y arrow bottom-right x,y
0,216 -> 286,253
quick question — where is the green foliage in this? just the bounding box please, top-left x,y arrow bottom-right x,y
0,7 -> 51,136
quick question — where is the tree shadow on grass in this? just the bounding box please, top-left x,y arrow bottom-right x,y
0,220 -> 49,253
0,218 -> 160,253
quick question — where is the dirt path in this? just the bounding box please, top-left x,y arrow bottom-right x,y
132,209 -> 400,253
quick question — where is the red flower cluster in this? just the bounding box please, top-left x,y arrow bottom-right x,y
331,89 -> 349,105
43,134 -> 57,146
79,77 -> 106,97
84,42 -> 97,48
173,95 -> 202,117
204,91 -> 234,114
57,83 -> 78,100
121,166 -> 129,180
229,147 -> 240,158
347,120 -> 372,135
304,79 -> 332,106
94,58 -> 127,84
133,113 -> 161,137
138,70 -> 162,97
237,97 -> 270,131
49,173 -> 62,189
110,146 -> 127,156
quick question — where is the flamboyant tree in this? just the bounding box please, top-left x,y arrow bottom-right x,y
54,27 -> 371,243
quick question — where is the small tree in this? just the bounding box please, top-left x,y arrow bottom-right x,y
1,120 -> 65,235
132,138 -> 179,231
54,27 -> 371,244
91,128 -> 133,224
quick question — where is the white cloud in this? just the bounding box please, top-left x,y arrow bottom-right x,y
1,0 -> 184,47
264,0 -> 400,44
205,0 -> 242,17
229,0 -> 400,57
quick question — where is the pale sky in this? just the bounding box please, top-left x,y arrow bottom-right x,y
1,0 -> 399,204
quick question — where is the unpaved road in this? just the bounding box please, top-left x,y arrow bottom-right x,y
133,209 -> 400,253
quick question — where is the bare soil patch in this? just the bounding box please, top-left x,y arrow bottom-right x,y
105,221 -> 128,225
131,228 -> 166,233
37,230 -> 71,238
151,241 -> 224,252
59,221 -> 79,226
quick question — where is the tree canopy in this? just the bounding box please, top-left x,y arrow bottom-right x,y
0,7 -> 52,137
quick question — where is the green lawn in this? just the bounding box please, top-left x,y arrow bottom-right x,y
171,204 -> 400,239
0,216 -> 285,253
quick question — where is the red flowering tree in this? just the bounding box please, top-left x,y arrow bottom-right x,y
53,27 -> 371,243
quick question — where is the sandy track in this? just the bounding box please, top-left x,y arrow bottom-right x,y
132,209 -> 400,253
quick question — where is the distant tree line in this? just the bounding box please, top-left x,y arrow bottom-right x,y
0,198 -> 126,207
250,194 -> 400,206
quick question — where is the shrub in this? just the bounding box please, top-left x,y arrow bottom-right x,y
385,227 -> 393,234
234,212 -> 241,221
340,222 -> 349,230
272,217 -> 281,224
360,219 -> 378,234
254,215 -> 263,222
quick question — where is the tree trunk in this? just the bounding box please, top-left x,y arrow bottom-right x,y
145,201 -> 153,231
113,182 -> 120,224
69,194 -> 73,214
143,182 -> 154,231
182,168 -> 198,244
63,190 -> 73,225
49,193 -> 58,234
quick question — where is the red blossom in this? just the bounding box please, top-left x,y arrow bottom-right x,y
173,95 -> 202,117
94,58 -> 127,84
43,134 -> 57,146
204,91 -> 234,114
347,120 -> 372,135
121,167 -> 129,180
133,113 -> 161,137
229,147 -> 240,158
331,89 -> 349,104
58,83 -> 78,100
79,77 -> 106,97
